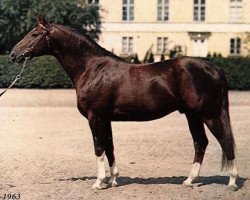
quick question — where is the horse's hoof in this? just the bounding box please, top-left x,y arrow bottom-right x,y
92,183 -> 103,190
227,184 -> 238,191
183,179 -> 192,187
183,177 -> 197,186
108,180 -> 118,188
183,182 -> 193,187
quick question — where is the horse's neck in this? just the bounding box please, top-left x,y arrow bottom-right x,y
50,30 -> 104,85
51,50 -> 83,84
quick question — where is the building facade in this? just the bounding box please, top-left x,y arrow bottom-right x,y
97,0 -> 250,60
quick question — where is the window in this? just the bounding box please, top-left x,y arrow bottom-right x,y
230,0 -> 242,23
122,37 -> 133,53
193,0 -> 205,21
157,0 -> 169,21
157,37 -> 168,54
123,0 -> 134,21
230,38 -> 241,55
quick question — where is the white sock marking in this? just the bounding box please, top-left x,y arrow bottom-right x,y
228,159 -> 238,188
183,162 -> 201,185
108,161 -> 119,187
92,153 -> 105,189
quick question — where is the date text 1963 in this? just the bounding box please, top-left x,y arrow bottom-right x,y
0,194 -> 21,199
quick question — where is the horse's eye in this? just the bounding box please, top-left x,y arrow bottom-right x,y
31,32 -> 39,37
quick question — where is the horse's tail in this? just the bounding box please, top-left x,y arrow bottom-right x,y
218,68 -> 236,170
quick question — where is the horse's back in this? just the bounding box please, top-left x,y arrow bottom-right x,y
110,56 -> 225,119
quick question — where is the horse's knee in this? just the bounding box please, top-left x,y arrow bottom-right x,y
95,146 -> 104,157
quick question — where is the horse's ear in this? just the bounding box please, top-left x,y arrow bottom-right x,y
37,15 -> 48,27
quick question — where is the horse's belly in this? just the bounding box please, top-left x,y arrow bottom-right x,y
111,103 -> 177,121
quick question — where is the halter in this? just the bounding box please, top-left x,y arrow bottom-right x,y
0,24 -> 51,98
22,23 -> 51,58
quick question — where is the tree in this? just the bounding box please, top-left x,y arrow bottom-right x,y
143,44 -> 153,63
160,53 -> 165,61
148,52 -> 154,63
133,54 -> 140,64
169,50 -> 177,58
0,0 -> 101,54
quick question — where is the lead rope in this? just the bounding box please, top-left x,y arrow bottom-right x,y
0,57 -> 28,97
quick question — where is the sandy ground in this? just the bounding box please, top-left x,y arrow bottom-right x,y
0,89 -> 249,200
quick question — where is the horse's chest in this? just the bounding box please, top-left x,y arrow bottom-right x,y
76,88 -> 109,118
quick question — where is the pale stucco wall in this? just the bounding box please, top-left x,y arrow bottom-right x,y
100,0 -> 249,23
98,0 -> 250,59
99,31 -> 247,60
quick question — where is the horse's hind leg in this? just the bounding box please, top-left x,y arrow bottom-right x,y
203,114 -> 238,190
183,113 -> 208,186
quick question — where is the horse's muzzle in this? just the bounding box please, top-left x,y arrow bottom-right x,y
10,51 -> 17,63
10,51 -> 30,64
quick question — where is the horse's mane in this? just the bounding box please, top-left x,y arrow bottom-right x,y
52,24 -> 123,61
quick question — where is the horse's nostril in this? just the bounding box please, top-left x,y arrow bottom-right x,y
10,52 -> 17,62
10,52 -> 15,58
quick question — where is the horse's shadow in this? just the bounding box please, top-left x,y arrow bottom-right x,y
59,175 -> 248,189
59,176 -> 96,182
117,176 -> 247,189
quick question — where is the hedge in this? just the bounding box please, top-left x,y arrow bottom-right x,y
0,55 -> 249,90
208,57 -> 250,90
0,55 -> 73,88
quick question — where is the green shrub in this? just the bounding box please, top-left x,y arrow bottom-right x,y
0,55 -> 73,88
208,57 -> 250,90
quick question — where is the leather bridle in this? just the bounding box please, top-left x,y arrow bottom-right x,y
22,23 -> 51,58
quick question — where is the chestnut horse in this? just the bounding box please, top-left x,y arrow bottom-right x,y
10,16 -> 238,190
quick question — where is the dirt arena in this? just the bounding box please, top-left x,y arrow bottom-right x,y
0,89 -> 249,200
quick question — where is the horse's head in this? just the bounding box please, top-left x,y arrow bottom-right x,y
10,16 -> 51,64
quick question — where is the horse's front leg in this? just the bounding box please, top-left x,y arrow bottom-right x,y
104,121 -> 119,187
88,114 -> 118,189
88,114 -> 106,189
